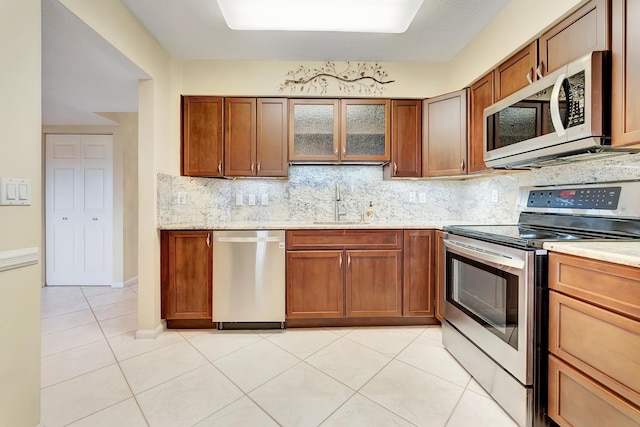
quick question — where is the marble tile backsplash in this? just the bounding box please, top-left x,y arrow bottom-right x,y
158,152 -> 640,226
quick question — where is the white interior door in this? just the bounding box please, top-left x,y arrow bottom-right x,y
46,134 -> 113,286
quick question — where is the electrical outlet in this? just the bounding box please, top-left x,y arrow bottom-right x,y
491,190 -> 499,203
261,194 -> 269,205
419,193 -> 427,204
177,192 -> 187,205
235,194 -> 243,205
248,194 -> 256,206
409,192 -> 417,203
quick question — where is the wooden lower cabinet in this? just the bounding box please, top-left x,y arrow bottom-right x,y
548,355 -> 640,427
434,230 -> 445,321
161,230 -> 213,320
548,252 -> 640,427
286,251 -> 344,318
286,229 -> 435,323
346,250 -> 402,317
403,230 -> 435,317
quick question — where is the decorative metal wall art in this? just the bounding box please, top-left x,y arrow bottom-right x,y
279,61 -> 394,95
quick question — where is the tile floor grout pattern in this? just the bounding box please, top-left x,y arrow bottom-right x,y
41,285 -> 518,427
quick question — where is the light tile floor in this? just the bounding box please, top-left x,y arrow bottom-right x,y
41,286 -> 518,427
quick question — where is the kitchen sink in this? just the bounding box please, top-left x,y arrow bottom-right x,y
312,221 -> 370,225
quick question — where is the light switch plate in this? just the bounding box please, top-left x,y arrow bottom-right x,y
0,178 -> 31,206
261,194 -> 269,205
409,192 -> 416,203
419,193 -> 427,204
248,194 -> 256,206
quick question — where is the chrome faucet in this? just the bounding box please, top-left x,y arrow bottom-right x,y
334,183 -> 347,221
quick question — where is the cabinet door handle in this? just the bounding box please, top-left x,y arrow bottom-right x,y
218,161 -> 222,174
347,253 -> 351,267
251,162 -> 255,174
257,162 -> 261,174
393,162 -> 398,175
536,62 -> 544,79
206,233 -> 211,247
334,147 -> 338,156
342,146 -> 346,156
460,159 -> 465,171
526,67 -> 533,84
339,253 -> 342,268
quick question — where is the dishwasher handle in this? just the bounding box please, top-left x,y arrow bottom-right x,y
215,236 -> 284,243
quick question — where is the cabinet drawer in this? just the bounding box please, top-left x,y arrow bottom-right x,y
548,355 -> 640,427
549,290 -> 640,406
549,252 -> 640,320
286,230 -> 402,250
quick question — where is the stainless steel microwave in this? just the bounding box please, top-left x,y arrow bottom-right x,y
483,51 -> 622,168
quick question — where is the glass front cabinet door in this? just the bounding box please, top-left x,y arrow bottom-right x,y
289,99 -> 340,162
340,99 -> 390,162
289,99 -> 390,163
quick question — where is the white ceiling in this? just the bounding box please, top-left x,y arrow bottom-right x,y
42,0 -> 149,126
42,0 -> 512,125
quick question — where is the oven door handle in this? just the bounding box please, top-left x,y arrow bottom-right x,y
444,240 -> 526,270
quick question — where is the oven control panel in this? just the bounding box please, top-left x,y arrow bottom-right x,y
527,187 -> 621,209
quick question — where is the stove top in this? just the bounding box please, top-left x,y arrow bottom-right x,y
444,223 -> 620,248
445,181 -> 640,249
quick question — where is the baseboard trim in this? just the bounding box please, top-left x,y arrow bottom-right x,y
0,247 -> 39,272
124,276 -> 138,287
47,281 -> 120,287
135,321 -> 166,339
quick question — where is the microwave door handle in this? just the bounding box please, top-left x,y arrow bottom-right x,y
443,240 -> 525,270
550,73 -> 567,137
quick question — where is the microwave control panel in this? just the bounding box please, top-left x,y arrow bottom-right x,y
527,186 -> 621,210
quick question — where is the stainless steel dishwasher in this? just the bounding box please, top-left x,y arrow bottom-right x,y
212,230 -> 286,329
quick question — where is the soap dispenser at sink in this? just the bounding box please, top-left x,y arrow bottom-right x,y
364,201 -> 375,221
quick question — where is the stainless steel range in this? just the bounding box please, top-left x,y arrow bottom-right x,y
442,180 -> 640,427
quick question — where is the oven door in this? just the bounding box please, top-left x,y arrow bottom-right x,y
443,234 -> 535,385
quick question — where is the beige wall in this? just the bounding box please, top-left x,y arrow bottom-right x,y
60,0 -> 172,332
98,113 -> 139,284
180,60 -> 450,98
0,1 -> 42,426
449,0 -> 586,89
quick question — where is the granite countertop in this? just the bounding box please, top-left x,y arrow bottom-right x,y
158,220 -> 478,231
542,241 -> 640,268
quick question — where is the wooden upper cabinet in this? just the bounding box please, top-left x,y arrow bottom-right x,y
468,72 -> 494,174
422,89 -> 468,177
387,99 -> 422,178
403,230 -> 434,317
225,98 -> 256,177
225,98 -> 288,177
257,98 -> 288,176
539,0 -> 609,77
181,96 -> 224,177
612,0 -> 640,147
289,99 -> 340,162
161,230 -> 213,320
340,99 -> 390,162
494,42 -> 538,101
